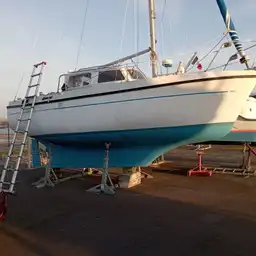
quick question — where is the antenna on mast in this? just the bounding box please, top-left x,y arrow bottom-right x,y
148,0 -> 158,77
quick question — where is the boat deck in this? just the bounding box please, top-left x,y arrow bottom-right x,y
0,144 -> 256,255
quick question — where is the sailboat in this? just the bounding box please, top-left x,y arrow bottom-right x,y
6,0 -> 256,168
216,92 -> 256,142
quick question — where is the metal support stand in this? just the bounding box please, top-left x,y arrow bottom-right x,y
188,146 -> 213,177
242,143 -> 255,172
32,144 -> 56,188
32,144 -> 88,189
212,143 -> 256,177
139,167 -> 154,179
27,137 -> 32,169
87,143 -> 116,195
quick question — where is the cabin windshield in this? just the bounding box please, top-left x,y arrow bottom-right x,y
69,73 -> 92,87
98,70 -> 125,83
127,68 -> 145,80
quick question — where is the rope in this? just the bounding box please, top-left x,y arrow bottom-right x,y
75,0 -> 89,70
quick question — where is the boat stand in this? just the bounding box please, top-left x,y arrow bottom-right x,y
87,143 -> 116,195
32,145 -> 88,189
188,145 -> 213,177
212,143 -> 256,177
140,167 -> 154,179
241,143 -> 256,175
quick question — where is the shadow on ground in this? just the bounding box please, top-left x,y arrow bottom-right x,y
0,168 -> 256,256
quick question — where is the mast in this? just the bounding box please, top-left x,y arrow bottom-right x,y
148,0 -> 158,77
216,0 -> 249,68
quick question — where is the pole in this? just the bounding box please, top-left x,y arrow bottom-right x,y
148,0 -> 158,77
103,48 -> 151,67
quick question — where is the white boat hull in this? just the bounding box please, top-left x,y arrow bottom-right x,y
7,70 -> 256,167
219,96 -> 256,142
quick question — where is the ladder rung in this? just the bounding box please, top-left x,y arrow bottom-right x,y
5,156 -> 19,161
34,61 -> 47,67
13,142 -> 26,146
2,168 -> 16,172
18,118 -> 30,122
31,73 -> 41,77
29,83 -> 39,88
1,181 -> 13,185
15,130 -> 27,133
2,189 -> 17,195
22,106 -> 34,110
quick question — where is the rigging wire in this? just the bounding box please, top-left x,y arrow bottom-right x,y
133,0 -> 140,66
75,0 -> 89,70
172,33 -> 226,64
136,0 -> 140,66
14,28 -> 42,100
13,73 -> 25,101
207,60 -> 240,71
119,0 -> 130,56
159,0 -> 167,74
205,43 -> 256,71
187,32 -> 228,72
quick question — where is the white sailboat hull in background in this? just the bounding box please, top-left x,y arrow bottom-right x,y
218,96 -> 256,142
7,70 -> 256,167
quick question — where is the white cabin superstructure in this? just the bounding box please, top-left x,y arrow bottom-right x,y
60,65 -> 146,92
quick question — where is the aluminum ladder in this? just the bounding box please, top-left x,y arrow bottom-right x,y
0,61 -> 46,194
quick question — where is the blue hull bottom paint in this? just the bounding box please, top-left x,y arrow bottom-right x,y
218,131 -> 256,143
32,122 -> 233,168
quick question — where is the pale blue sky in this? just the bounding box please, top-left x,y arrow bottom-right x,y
1,0 -> 256,116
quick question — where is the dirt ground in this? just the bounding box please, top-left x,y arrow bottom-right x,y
0,145 -> 256,256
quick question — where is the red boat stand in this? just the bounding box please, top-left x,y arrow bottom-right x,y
188,151 -> 213,177
0,191 -> 7,222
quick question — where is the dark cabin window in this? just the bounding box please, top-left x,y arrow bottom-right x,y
98,70 -> 125,83
82,73 -> 92,85
84,73 -> 92,79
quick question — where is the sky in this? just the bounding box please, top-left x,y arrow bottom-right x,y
0,0 -> 256,116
